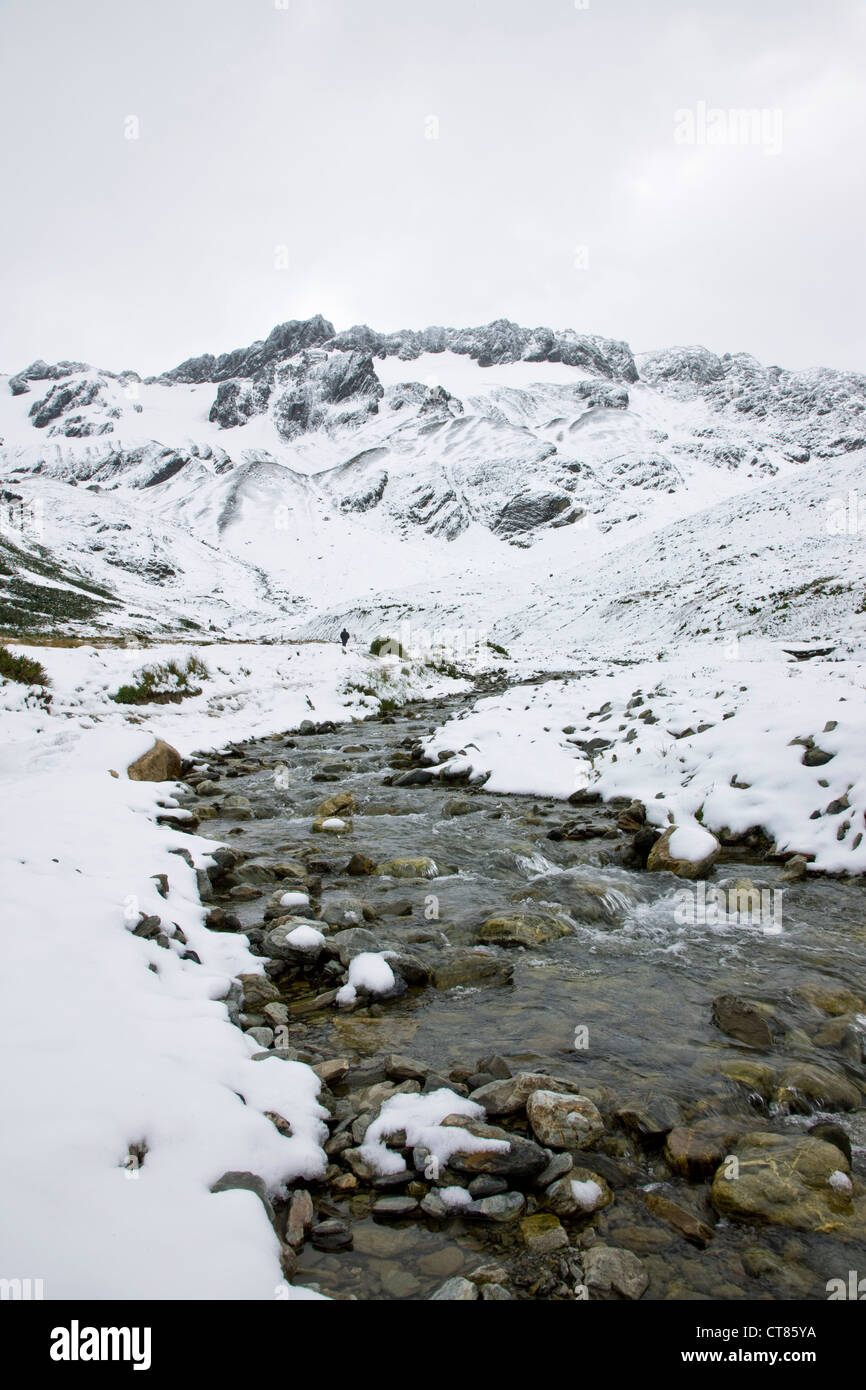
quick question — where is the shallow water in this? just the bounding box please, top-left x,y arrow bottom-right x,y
186,686 -> 866,1301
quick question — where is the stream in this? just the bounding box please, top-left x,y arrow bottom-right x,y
179,682 -> 866,1301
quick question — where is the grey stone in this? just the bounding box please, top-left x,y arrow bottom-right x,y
429,1277 -> 479,1301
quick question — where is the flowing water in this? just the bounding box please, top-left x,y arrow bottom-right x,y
183,685 -> 866,1301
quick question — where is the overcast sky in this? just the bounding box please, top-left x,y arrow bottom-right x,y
1,0 -> 864,375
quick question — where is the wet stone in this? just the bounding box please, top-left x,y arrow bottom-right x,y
311,1218 -> 353,1251
372,1196 -> 419,1219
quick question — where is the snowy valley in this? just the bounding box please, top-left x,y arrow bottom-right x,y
2,315 -> 866,1304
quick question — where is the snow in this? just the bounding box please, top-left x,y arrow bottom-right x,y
359,1089 -> 510,1177
668,823 -> 720,864
285,924 -> 325,950
373,351 -> 599,398
279,891 -> 311,912
424,647 -> 866,873
828,1170 -> 853,1195
0,640 -> 465,1299
335,951 -> 396,1006
571,1178 -> 605,1211
0,723 -> 329,1299
3,321 -> 866,1298
0,641 -> 469,759
439,1186 -> 474,1209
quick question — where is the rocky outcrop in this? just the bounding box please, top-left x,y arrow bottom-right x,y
638,346 -> 866,458
270,350 -> 383,441
28,378 -> 116,437
162,315 -> 336,384
326,318 -> 638,381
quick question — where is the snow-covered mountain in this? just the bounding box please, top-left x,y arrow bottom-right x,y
1,316 -> 863,652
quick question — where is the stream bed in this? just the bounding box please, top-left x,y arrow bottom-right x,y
179,684 -> 866,1301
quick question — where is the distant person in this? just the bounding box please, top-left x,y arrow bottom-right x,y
340,627 -> 350,653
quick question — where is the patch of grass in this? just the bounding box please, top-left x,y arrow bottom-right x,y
486,640 -> 510,658
0,533 -> 118,632
370,636 -> 406,657
0,644 -> 51,687
111,653 -> 210,706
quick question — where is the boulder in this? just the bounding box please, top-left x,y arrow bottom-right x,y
615,1092 -> 681,1142
646,824 -> 720,879
711,994 -> 777,1048
643,1193 -> 715,1247
432,952 -> 513,991
712,1132 -> 856,1232
520,1213 -> 568,1253
237,973 -> 281,1013
476,911 -> 572,948
665,1119 -> 746,1180
375,857 -> 439,879
582,1245 -> 649,1300
464,1191 -> 526,1222
312,815 -> 352,834
720,1058 -> 776,1100
315,791 -> 357,819
469,1071 -> 581,1117
127,738 -> 182,782
775,1062 -> 861,1112
345,852 -> 377,875
526,1090 -> 605,1150
544,1169 -> 612,1216
443,1114 -> 548,1183
429,1277 -> 479,1301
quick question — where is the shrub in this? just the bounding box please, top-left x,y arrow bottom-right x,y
370,636 -> 406,657
111,653 -> 210,706
0,644 -> 50,687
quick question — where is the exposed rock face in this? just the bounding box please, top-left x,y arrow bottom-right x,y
9,358 -> 90,396
271,350 -> 383,441
8,311 -> 866,597
493,489 -> 578,538
638,345 -> 866,458
29,378 -> 116,437
209,377 -> 272,429
127,738 -> 182,782
325,318 -> 638,382
163,315 -> 336,384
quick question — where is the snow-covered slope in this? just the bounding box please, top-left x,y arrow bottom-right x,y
1,315 -> 863,650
